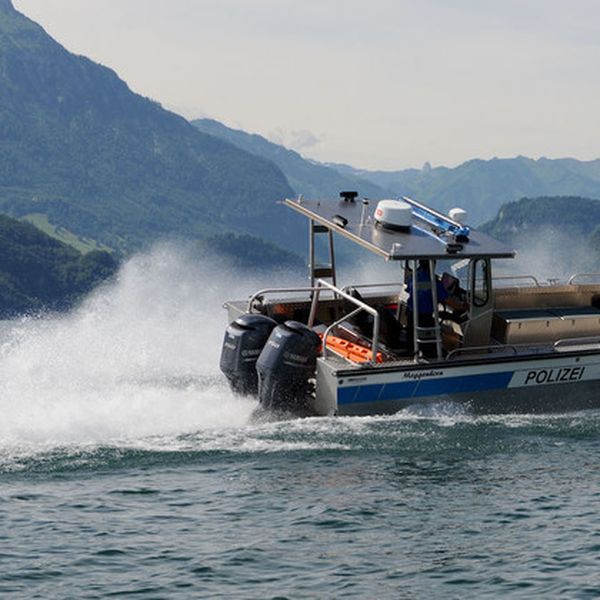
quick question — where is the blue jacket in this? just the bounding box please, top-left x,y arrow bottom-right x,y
406,267 -> 448,315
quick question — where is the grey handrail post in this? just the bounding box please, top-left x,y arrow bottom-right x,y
429,258 -> 443,359
308,281 -> 321,328
316,279 -> 381,365
411,259 -> 419,356
322,306 -> 363,359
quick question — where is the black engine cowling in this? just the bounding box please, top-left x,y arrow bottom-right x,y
256,320 -> 321,414
220,314 -> 277,395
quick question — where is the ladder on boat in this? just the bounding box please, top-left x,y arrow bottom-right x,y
309,220 -> 337,288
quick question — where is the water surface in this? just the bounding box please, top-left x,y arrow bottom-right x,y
1,249 -> 599,598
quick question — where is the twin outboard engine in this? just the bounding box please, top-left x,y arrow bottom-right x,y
220,314 -> 277,395
256,320 -> 321,414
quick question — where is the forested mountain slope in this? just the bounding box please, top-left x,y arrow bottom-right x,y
0,213 -> 117,315
193,118 -> 392,200
0,0 -> 300,253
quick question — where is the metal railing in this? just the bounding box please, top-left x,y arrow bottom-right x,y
244,280 -> 383,366
447,335 -> 600,360
554,336 -> 600,351
493,275 -> 540,287
342,282 -> 404,294
447,344 -> 518,360
321,307 -> 363,363
310,279 -> 381,365
246,286 -> 323,313
568,273 -> 600,285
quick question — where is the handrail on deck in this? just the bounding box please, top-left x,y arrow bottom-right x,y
310,279 -> 381,366
493,275 -> 540,287
446,344 -> 518,360
321,307 -> 363,362
341,282 -> 404,294
567,273 -> 600,285
553,336 -> 600,350
245,280 -> 383,366
246,286 -> 323,312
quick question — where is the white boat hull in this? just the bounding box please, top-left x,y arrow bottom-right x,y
314,352 -> 600,416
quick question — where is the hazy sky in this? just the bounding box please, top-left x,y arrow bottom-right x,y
13,0 -> 600,170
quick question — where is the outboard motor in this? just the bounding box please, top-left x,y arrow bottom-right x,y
256,320 -> 321,414
220,314 -> 277,395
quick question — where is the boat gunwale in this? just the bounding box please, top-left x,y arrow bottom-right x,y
331,345 -> 600,377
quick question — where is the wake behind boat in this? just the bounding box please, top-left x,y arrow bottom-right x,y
220,192 -> 600,416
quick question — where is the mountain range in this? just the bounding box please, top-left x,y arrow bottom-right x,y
481,196 -> 600,278
0,0 -> 302,254
192,119 -> 392,201
193,117 -> 600,228
330,158 -> 600,225
1,0 -> 600,302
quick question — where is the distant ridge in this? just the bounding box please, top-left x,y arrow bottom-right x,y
192,116 -> 600,228
329,156 -> 600,225
481,195 -> 600,241
0,2 -> 301,252
193,118 -> 393,200
480,195 -> 600,276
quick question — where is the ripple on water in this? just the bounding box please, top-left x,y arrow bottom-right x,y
1,408 -> 600,598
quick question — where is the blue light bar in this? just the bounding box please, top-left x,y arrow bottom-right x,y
402,196 -> 470,242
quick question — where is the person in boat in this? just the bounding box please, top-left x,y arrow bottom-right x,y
406,260 -> 467,356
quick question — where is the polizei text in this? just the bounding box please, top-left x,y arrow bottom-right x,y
524,366 -> 585,385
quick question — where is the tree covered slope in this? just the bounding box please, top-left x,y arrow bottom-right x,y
0,0 -> 300,253
481,196 -> 600,276
192,118 -> 392,200
0,213 -> 117,315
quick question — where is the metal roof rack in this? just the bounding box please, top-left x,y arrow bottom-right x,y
284,196 -> 515,261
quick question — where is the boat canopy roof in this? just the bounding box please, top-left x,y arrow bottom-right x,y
285,195 -> 516,261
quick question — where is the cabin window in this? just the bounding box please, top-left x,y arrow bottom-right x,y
472,259 -> 489,307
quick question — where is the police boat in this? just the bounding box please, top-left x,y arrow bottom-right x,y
220,192 -> 600,415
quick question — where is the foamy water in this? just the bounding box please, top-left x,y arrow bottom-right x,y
0,246 -> 265,449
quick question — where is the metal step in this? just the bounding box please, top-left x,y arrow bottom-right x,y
312,266 -> 334,278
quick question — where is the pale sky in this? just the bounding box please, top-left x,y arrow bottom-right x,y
13,0 -> 600,170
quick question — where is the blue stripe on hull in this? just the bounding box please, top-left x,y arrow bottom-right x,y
337,371 -> 514,405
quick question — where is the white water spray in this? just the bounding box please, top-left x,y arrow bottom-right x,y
0,245 -> 287,447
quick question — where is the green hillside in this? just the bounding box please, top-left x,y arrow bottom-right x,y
481,196 -> 600,241
481,196 -> 600,276
0,1 -> 301,253
0,213 -> 117,315
331,157 -> 600,225
192,118 -> 392,200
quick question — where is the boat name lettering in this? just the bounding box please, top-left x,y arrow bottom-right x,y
224,342 -> 236,351
524,366 -> 585,385
403,370 -> 443,380
267,340 -> 280,349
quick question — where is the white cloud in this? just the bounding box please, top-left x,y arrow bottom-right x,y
267,128 -> 322,152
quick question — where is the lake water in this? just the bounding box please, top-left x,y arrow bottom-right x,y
1,248 -> 599,598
